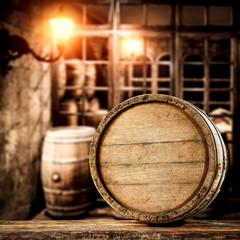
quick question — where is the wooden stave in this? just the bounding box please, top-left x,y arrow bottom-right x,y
154,100 -> 228,222
41,126 -> 96,217
41,158 -> 93,192
166,101 -> 228,221
89,94 -> 227,224
43,187 -> 96,206
181,103 -> 228,217
43,187 -> 96,217
59,100 -> 78,126
46,201 -> 95,217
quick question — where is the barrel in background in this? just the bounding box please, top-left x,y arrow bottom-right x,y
41,126 -> 96,217
65,59 -> 85,99
89,94 -> 228,224
85,109 -> 108,128
59,99 -> 78,126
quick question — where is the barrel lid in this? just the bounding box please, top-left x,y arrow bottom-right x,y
45,126 -> 95,143
89,94 -> 227,224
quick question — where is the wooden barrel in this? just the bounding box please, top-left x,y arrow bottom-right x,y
89,98 -> 100,112
59,99 -> 78,126
89,94 -> 228,224
65,59 -> 85,99
57,58 -> 67,100
85,64 -> 96,98
78,98 -> 90,112
41,126 -> 96,217
85,109 -> 108,128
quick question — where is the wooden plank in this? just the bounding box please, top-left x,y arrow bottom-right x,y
0,220 -> 239,239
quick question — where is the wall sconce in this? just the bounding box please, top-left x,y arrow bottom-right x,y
0,15 -> 74,75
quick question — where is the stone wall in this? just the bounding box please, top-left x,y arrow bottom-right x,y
0,0 -> 52,219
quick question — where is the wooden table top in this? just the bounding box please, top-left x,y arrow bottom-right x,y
0,204 -> 239,239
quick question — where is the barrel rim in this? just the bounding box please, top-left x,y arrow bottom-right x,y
45,126 -> 96,142
180,102 -> 228,219
89,94 -> 227,224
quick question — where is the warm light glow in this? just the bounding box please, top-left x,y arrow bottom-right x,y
49,17 -> 75,41
121,38 -> 143,58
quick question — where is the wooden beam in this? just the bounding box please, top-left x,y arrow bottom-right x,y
0,220 -> 239,239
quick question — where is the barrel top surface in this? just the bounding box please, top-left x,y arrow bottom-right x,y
90,94 -> 227,223
46,126 -> 95,141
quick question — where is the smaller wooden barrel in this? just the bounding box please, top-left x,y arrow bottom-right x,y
89,98 -> 100,112
85,109 -> 108,128
65,59 -> 85,99
78,98 -> 90,112
57,59 -> 67,100
89,94 -> 228,224
41,126 -> 96,217
59,99 -> 78,126
85,64 -> 96,98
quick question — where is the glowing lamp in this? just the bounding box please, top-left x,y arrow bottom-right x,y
0,13 -> 75,75
121,38 -> 143,58
49,17 -> 75,42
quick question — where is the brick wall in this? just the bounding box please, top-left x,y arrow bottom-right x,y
0,0 -> 52,219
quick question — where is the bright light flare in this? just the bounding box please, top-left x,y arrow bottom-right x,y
49,17 -> 75,41
121,38 -> 143,58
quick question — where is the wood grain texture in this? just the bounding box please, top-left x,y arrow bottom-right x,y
89,94 -> 228,224
0,220 -> 239,240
